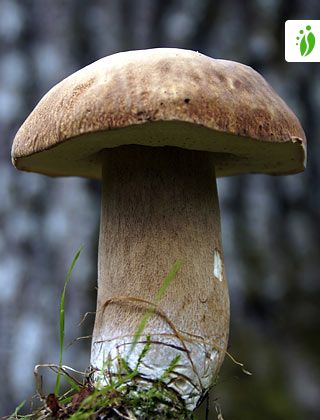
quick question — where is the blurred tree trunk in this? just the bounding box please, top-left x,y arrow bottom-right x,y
0,0 -> 319,418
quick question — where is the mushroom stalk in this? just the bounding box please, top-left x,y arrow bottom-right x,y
91,145 -> 229,408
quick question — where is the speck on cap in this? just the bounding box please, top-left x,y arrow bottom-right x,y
12,48 -> 306,178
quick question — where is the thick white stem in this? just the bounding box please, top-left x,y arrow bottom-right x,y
91,146 -> 229,409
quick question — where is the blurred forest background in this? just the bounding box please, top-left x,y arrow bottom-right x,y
0,0 -> 319,418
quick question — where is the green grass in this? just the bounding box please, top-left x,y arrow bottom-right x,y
8,251 -> 195,419
6,249 -> 253,419
7,400 -> 26,420
55,246 -> 83,396
64,337 -> 192,419
130,259 -> 182,353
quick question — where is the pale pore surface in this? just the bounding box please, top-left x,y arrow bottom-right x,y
13,121 -> 306,179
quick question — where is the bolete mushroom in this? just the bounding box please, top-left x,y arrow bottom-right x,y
12,48 -> 306,410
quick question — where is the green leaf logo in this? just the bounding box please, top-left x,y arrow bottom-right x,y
296,25 -> 316,57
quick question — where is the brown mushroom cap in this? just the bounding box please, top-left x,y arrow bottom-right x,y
12,48 -> 306,178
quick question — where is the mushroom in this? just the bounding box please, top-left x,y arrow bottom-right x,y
11,48 -> 306,410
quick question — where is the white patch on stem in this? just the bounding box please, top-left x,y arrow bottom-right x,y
213,249 -> 223,281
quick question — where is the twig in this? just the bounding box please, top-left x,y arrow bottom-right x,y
78,311 -> 96,327
112,407 -> 132,419
67,335 -> 92,348
101,296 -> 202,390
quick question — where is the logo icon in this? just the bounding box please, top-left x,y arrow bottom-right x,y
296,25 -> 315,56
285,20 -> 320,62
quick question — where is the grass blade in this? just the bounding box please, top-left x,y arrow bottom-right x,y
54,247 -> 83,395
160,354 -> 181,381
130,260 -> 182,353
8,399 -> 26,419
